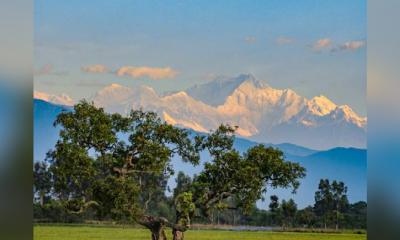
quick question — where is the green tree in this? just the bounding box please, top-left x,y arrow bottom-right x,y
269,195 -> 281,225
295,206 -> 316,228
281,199 -> 297,229
47,101 -> 201,239
45,101 -> 306,240
173,172 -> 192,199
33,161 -> 52,206
331,180 -> 349,230
314,179 -> 333,229
342,201 -> 366,229
314,179 -> 349,230
170,126 -> 306,240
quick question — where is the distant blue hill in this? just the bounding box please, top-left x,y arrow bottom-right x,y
34,99 -> 366,208
34,99 -> 71,161
232,137 -> 318,157
283,148 -> 366,208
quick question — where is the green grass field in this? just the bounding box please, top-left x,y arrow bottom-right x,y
34,225 -> 366,240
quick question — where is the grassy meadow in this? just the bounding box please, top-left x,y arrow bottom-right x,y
34,225 -> 366,240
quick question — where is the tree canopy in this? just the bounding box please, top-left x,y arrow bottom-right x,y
37,101 -> 307,240
314,179 -> 349,230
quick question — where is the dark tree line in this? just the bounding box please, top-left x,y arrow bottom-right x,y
33,101 -> 306,240
264,179 -> 366,230
168,177 -> 366,230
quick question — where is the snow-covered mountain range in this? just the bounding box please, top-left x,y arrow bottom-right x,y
34,74 -> 366,149
34,90 -> 74,106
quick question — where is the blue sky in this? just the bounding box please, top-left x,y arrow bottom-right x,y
34,0 -> 366,115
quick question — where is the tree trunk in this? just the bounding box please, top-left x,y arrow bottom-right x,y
39,192 -> 44,207
336,203 -> 340,231
151,227 -> 167,240
171,218 -> 188,240
171,210 -> 190,240
336,209 -> 339,230
336,212 -> 339,231
172,228 -> 184,240
137,215 -> 168,240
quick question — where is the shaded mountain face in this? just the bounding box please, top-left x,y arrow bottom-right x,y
36,74 -> 367,149
33,99 -> 366,207
186,74 -> 264,106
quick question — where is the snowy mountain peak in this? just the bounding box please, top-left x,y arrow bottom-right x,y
307,95 -> 337,116
332,105 -> 367,128
236,77 -> 270,92
186,73 -> 265,106
137,85 -> 158,96
169,91 -> 189,98
93,83 -> 134,106
109,83 -> 123,88
241,75 -> 270,89
102,83 -> 130,91
214,73 -> 256,84
338,104 -> 355,114
95,83 -> 133,98
95,83 -> 158,98
34,91 -> 74,106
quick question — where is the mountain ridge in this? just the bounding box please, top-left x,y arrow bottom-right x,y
34,74 -> 366,149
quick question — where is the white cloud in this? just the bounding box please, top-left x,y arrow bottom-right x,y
276,37 -> 294,45
312,38 -> 332,51
332,40 -> 366,52
79,64 -> 178,80
115,66 -> 178,80
244,36 -> 257,44
310,39 -> 366,53
34,64 -> 53,76
81,64 -> 110,73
